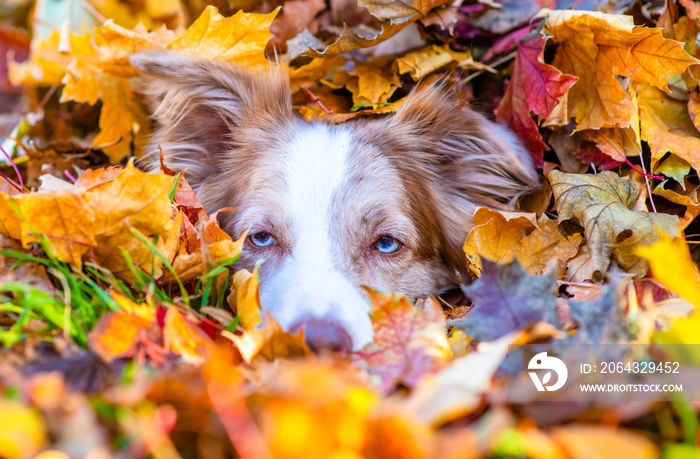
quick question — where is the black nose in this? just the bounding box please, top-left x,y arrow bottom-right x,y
290,318 -> 353,353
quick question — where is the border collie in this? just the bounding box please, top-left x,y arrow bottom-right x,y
131,50 -> 539,352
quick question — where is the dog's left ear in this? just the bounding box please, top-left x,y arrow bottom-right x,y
388,82 -> 540,259
129,50 -> 292,189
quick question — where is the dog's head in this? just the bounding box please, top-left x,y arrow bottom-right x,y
131,51 -> 539,352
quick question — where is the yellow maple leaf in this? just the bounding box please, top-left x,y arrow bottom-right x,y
0,162 -> 182,277
94,22 -> 178,78
547,10 -> 700,130
633,82 -> 700,169
517,216 -> 583,275
0,190 -> 97,268
59,33 -> 149,163
168,6 -> 278,66
83,161 -> 178,281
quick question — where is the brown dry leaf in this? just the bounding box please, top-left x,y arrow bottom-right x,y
636,82 -> 700,169
549,170 -> 681,279
323,59 -> 401,106
546,10 -> 700,130
289,57 -> 341,92
305,20 -> 416,58
395,44 -> 473,81
358,0 -> 452,24
550,425 -> 658,459
690,88 -> 700,132
652,183 -> 700,229
269,0 -> 326,52
517,215 -> 583,275
227,265 -> 263,330
464,208 -> 580,277
420,0 -> 461,33
564,244 -> 599,283
463,207 -> 537,275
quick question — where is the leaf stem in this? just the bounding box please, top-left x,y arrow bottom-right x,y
0,144 -> 25,192
628,153 -> 659,213
301,87 -> 332,114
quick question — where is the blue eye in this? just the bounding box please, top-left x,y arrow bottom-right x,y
372,235 -> 401,253
250,231 -> 276,247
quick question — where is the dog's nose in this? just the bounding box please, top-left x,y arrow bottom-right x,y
290,318 -> 353,353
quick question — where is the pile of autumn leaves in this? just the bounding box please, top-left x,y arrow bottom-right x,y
4,3 -> 700,459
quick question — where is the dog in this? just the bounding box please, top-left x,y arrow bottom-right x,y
131,50 -> 539,352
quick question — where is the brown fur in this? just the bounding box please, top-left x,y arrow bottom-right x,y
131,50 -> 539,301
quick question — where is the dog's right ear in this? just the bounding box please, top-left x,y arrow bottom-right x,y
130,50 -> 292,189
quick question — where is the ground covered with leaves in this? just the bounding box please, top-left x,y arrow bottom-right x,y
2,0 -> 700,457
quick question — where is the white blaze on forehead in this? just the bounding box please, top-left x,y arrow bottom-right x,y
282,123 -> 351,266
260,123 -> 373,350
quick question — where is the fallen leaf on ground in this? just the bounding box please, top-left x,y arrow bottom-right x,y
495,34 -> 578,166
356,291 -> 451,394
464,208 -> 581,277
549,170 -> 680,279
451,259 -> 559,342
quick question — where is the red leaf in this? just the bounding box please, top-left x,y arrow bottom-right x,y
355,291 -> 451,394
495,34 -> 578,167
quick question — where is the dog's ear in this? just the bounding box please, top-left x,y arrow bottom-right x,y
130,50 -> 292,189
388,82 -> 540,263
